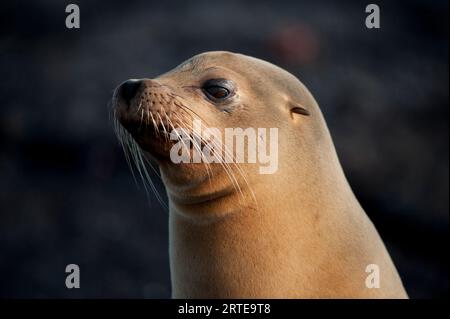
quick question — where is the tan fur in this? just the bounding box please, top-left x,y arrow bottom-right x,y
113,51 -> 408,298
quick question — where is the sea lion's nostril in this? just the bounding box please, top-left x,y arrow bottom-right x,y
120,79 -> 142,103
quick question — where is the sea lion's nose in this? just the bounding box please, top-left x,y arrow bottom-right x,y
119,79 -> 142,103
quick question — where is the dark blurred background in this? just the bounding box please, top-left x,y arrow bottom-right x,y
0,0 -> 448,298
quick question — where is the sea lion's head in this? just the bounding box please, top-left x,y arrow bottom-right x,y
112,51 -> 324,211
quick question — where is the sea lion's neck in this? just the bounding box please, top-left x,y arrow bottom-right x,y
165,129 -> 406,298
167,160 -> 364,298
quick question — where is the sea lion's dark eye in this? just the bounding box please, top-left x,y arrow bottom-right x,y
202,79 -> 234,101
204,86 -> 229,99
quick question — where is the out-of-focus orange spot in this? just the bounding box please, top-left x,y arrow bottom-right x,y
268,23 -> 320,65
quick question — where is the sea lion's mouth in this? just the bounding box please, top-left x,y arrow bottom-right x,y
120,118 -> 170,140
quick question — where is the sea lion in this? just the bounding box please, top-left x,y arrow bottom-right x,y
112,51 -> 408,298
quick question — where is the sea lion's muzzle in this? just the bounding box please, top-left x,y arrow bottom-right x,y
112,78 -> 193,157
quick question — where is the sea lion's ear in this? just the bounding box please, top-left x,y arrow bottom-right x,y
289,103 -> 310,117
